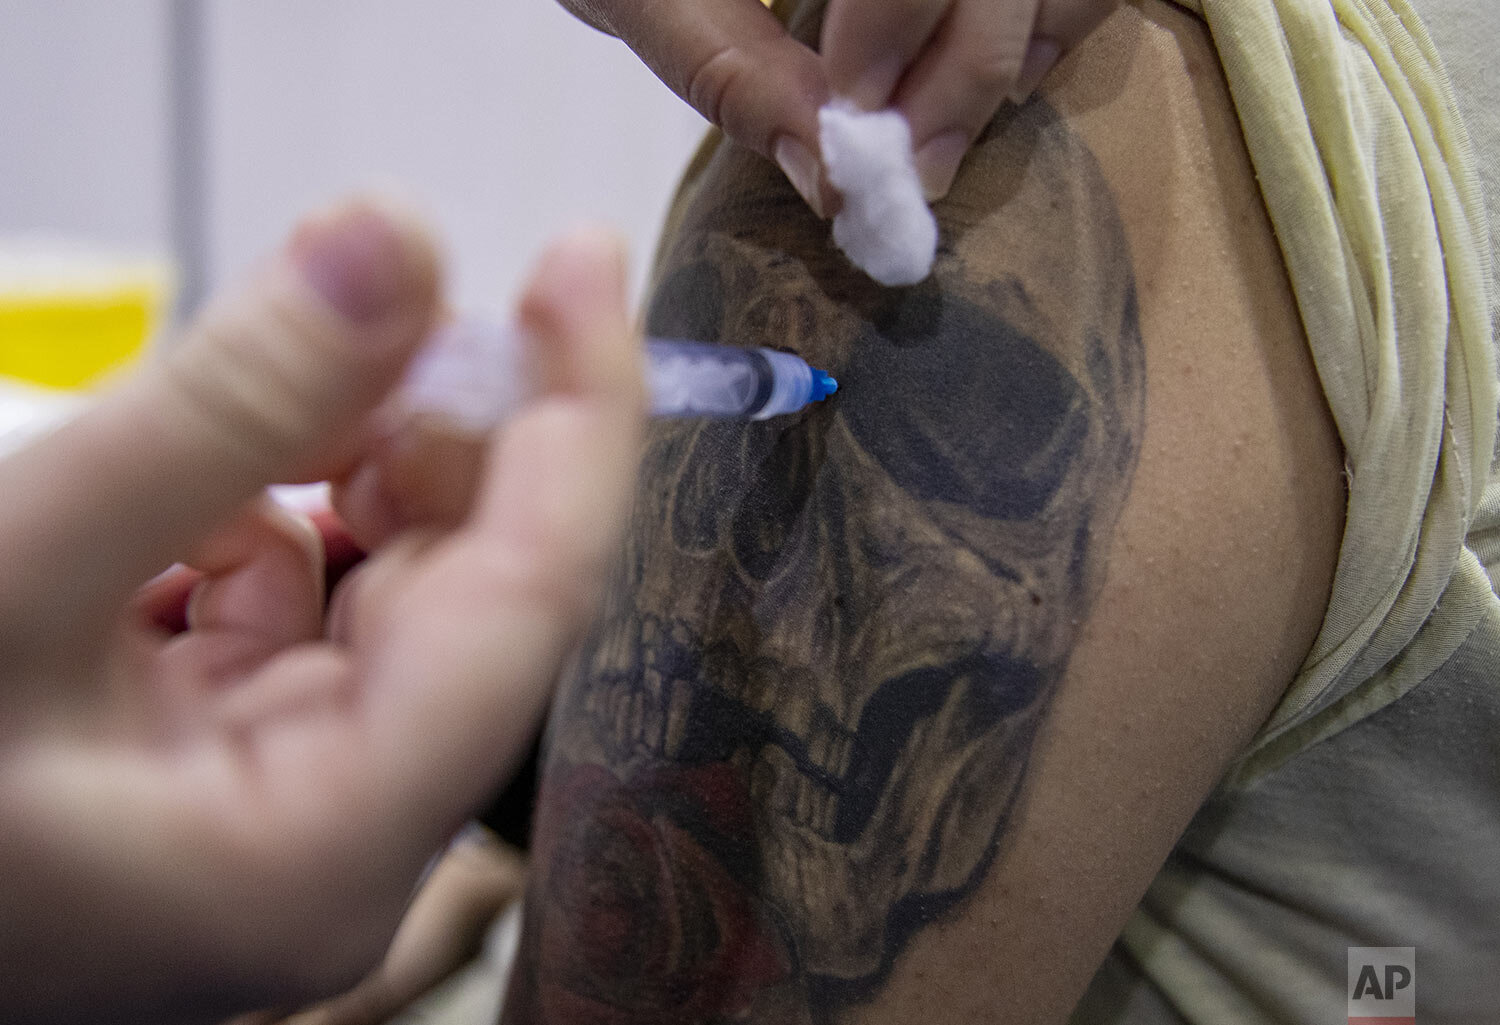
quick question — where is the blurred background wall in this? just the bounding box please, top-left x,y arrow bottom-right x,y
0,0 -> 708,317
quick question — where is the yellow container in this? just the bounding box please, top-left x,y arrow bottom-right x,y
0,240 -> 175,391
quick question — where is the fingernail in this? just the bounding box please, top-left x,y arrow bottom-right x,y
540,224 -> 629,307
290,201 -> 408,325
845,55 -> 905,112
565,224 -> 628,276
775,137 -> 829,220
914,130 -> 969,202
1009,37 -> 1063,105
594,229 -> 630,291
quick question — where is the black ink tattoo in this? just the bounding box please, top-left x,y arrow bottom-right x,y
502,95 -> 1145,1025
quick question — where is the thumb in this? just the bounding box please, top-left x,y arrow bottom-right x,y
0,198 -> 441,653
168,198 -> 442,488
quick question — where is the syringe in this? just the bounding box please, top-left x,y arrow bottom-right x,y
399,319 -> 838,432
643,338 -> 838,419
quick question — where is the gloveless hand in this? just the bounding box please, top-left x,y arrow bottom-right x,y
560,0 -> 1119,209
0,201 -> 643,1025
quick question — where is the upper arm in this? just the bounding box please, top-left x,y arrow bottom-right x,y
502,5 -> 1345,1023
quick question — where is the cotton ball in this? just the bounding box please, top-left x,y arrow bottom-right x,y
818,101 -> 937,287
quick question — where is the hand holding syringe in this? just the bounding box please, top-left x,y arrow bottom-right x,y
2,314 -> 838,550
398,318 -> 838,433
1,318 -> 838,463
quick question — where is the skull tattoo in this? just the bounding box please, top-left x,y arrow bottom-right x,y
504,99 -> 1144,1024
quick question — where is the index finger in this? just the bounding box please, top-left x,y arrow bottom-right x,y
820,0 -> 953,108
565,0 -> 829,161
356,229 -> 647,826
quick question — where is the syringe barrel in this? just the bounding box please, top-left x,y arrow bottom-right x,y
647,339 -> 809,418
399,321 -> 821,429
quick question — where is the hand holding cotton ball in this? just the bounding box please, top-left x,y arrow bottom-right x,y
819,101 -> 938,287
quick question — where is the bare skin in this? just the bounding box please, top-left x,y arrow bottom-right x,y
0,212 -> 644,1025
559,0 -> 1120,210
499,3 -> 1345,1024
